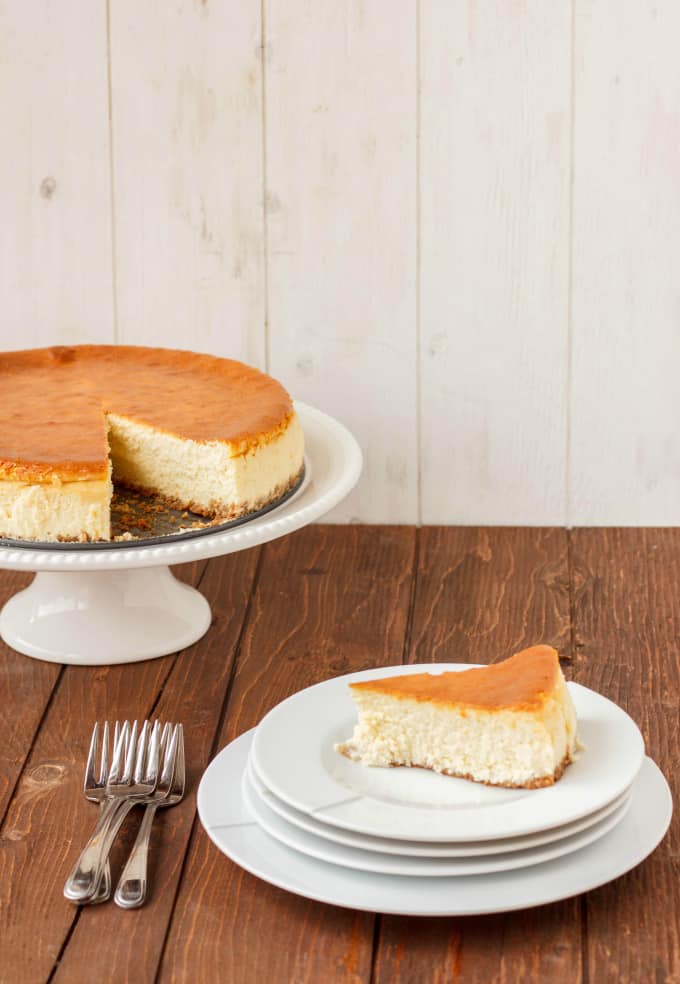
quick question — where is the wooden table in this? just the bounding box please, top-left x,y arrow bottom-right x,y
1,526 -> 678,983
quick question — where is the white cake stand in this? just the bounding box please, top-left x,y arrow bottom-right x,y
0,403 -> 362,666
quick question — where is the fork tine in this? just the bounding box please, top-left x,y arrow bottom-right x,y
133,720 -> 149,784
156,723 -> 170,775
112,721 -> 121,775
144,721 -> 162,786
98,721 -> 110,786
84,722 -> 100,794
175,725 -> 186,794
160,724 -> 180,787
123,720 -> 139,784
109,720 -> 129,784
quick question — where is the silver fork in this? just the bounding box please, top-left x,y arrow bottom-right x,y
82,721 -> 115,904
64,719 -> 161,903
114,723 -> 184,908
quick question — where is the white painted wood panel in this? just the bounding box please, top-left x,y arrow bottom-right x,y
0,0 -> 114,348
570,0 -> 680,525
3,1 -> 680,526
263,0 -> 418,523
419,0 -> 571,525
109,0 -> 265,367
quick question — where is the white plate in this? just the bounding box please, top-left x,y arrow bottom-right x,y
246,757 -> 632,858
198,732 -> 672,916
242,746 -> 631,876
198,734 -> 672,916
251,664 -> 645,842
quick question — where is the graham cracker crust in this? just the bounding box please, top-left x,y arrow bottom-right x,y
431,750 -> 573,789
115,464 -> 304,521
339,749 -> 574,790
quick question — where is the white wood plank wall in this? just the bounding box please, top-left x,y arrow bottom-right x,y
1,0 -> 679,526
419,1 -> 570,525
0,0 -> 114,347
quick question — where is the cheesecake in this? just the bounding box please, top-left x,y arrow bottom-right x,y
336,646 -> 578,788
0,345 -> 304,542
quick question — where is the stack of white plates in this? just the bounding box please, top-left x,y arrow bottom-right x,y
197,664 -> 673,916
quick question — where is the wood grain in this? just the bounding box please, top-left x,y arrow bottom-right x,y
375,526 -> 581,983
570,528 -> 680,983
373,903 -> 583,984
0,0 -> 114,347
0,527 -> 678,981
409,527 -> 572,665
109,0 -> 265,363
419,0 -> 571,525
0,571 -> 56,822
51,551 -> 261,984
264,0 -> 418,523
158,526 -> 416,984
0,560 -> 208,984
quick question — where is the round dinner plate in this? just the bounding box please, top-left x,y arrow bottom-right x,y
250,664 -> 645,842
241,751 -> 631,877
197,731 -> 672,916
246,758 -> 632,858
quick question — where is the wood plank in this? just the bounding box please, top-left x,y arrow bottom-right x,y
159,526 -> 416,984
373,904 -> 582,984
419,0 -> 571,525
570,3 -> 680,524
375,527 -> 582,983
0,571 -> 57,823
0,0 -> 114,346
570,529 -> 680,983
51,551 -> 261,984
264,0 -> 418,523
409,527 -> 572,665
0,559 -> 213,984
109,0 -> 265,364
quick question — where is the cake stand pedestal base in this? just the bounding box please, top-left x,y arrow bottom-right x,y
0,566 -> 211,665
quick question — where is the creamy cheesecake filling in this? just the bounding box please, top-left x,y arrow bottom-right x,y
107,410 -> 304,518
0,470 -> 111,542
337,656 -> 579,789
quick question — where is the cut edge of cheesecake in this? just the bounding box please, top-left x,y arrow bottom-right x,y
106,408 -> 304,522
336,646 -> 579,789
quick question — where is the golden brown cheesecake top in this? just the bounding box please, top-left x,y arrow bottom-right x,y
0,345 -> 294,482
349,646 -> 562,712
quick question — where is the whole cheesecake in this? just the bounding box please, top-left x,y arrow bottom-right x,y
0,345 -> 304,542
336,646 -> 579,788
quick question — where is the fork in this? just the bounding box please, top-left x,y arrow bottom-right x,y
82,721 -> 115,904
64,719 -> 161,903
114,723 -> 184,908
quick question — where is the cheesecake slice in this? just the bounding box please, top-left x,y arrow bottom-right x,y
336,646 -> 578,789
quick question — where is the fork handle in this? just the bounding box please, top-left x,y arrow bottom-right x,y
114,802 -> 159,908
63,798 -> 136,902
89,802 -> 113,905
